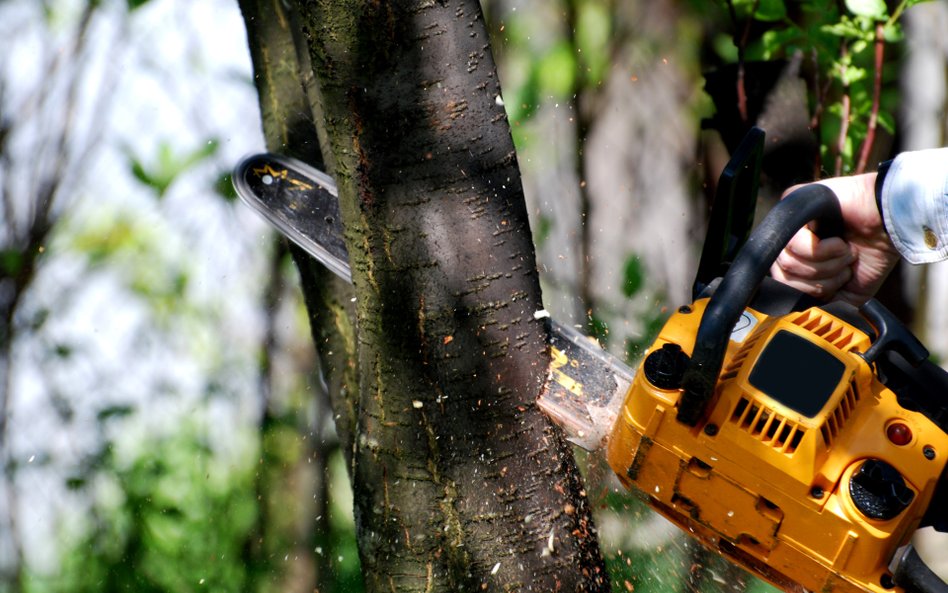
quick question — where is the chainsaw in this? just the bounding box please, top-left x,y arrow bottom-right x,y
232,128 -> 948,593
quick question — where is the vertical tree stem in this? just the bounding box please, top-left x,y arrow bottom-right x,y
295,1 -> 608,590
725,0 -> 759,124
834,44 -> 851,176
855,23 -> 885,174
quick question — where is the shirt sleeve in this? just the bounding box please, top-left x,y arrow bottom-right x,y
879,148 -> 948,264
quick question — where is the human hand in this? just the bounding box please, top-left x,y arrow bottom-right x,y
770,173 -> 900,306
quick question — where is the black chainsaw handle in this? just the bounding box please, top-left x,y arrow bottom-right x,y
677,183 -> 844,426
892,544 -> 948,593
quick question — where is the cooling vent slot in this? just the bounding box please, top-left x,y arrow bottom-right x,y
820,380 -> 860,448
730,396 -> 806,454
720,330 -> 766,382
789,310 -> 858,352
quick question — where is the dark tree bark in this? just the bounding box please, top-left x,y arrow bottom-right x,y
241,0 -> 608,591
238,0 -> 359,455
239,1 -> 359,591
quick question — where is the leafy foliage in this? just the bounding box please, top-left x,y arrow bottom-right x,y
499,0 -> 613,146
125,139 -> 220,198
214,172 -> 239,202
717,0 -> 928,174
37,426 -> 257,593
28,419 -> 362,593
0,249 -> 24,277
621,255 -> 644,299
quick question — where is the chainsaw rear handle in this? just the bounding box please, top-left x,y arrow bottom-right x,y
677,183 -> 844,426
892,544 -> 948,593
677,183 -> 948,593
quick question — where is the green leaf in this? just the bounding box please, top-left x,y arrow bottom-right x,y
29,308 -> 49,331
845,0 -> 886,19
882,22 -> 902,42
503,57 -> 540,124
731,0 -> 759,17
96,405 -> 135,422
576,1 -> 611,83
127,0 -> 153,10
712,33 -> 739,62
877,110 -> 895,134
756,28 -> 802,60
71,214 -> 143,265
214,172 -> 239,202
588,315 -> 609,346
126,138 -> 220,198
755,0 -> 787,22
534,215 -> 553,248
183,138 -> 220,168
0,249 -> 23,276
841,64 -> 867,85
622,255 -> 644,299
822,19 -> 865,38
536,42 -> 577,99
65,476 -> 87,490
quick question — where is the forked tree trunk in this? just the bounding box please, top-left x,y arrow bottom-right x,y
240,0 -> 607,591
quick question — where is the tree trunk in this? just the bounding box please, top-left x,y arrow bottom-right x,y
240,0 -> 608,590
238,1 -> 359,591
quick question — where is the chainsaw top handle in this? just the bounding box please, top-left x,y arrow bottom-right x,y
677,183 -> 844,426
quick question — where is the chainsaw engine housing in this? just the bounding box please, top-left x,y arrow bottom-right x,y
607,297 -> 948,593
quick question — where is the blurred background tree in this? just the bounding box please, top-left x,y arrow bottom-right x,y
0,0 -> 945,591
0,1 -> 359,591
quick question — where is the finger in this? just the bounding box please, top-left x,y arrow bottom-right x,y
784,228 -> 851,261
771,265 -> 822,298
835,288 -> 871,307
780,183 -> 805,199
771,263 -> 853,300
774,248 -> 854,280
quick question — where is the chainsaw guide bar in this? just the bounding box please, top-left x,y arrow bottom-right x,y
232,153 -> 632,450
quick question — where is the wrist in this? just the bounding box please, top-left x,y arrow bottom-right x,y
874,162 -> 891,233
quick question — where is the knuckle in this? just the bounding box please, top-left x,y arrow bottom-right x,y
776,252 -> 808,277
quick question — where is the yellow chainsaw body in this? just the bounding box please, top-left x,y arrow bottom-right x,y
606,298 -> 948,593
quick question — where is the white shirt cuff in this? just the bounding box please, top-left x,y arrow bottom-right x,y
880,148 -> 948,264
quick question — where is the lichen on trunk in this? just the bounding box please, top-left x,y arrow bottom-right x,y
238,0 -> 360,590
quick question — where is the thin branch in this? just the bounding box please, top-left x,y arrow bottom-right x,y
726,0 -> 760,123
833,42 -> 851,177
886,0 -> 911,28
835,93 -> 851,176
31,3 -> 96,236
257,238 -> 287,418
48,17 -> 130,226
563,0 -> 596,330
0,6 -> 102,591
0,78 -> 15,243
806,48 -> 835,178
855,23 -> 884,174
